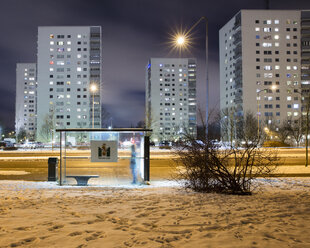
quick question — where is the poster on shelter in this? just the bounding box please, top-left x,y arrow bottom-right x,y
90,141 -> 118,162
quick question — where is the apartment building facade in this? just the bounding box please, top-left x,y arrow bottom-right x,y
36,26 -> 102,142
220,10 -> 310,140
146,58 -> 197,142
15,63 -> 37,140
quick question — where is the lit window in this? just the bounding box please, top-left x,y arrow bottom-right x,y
49,68 -> 54,71
275,42 -> 279,47
77,34 -> 82,38
293,104 -> 299,109
264,73 -> 273,78
275,65 -> 280,70
264,65 -> 272,70
77,67 -> 81,72
66,95 -> 70,98
274,35 -> 279,40
286,35 -> 290,40
274,20 -> 279,24
57,41 -> 64,45
67,47 -> 71,52
294,112 -> 298,116
263,27 -> 272,32
67,41 -> 71,45
262,42 -> 272,47
50,48 -> 54,52
50,41 -> 54,45
293,66 -> 298,70
287,66 -> 291,70
267,20 -> 272,24
255,27 -> 260,31
49,81 -> 53,85
274,28 -> 279,32
57,61 -> 65,65
287,96 -> 292,101
77,54 -> 81,58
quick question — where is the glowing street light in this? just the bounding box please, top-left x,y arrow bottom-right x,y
176,35 -> 185,46
90,83 -> 98,128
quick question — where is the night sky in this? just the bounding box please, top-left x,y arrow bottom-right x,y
0,0 -> 309,131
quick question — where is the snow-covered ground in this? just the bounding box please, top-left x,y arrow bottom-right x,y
0,178 -> 310,247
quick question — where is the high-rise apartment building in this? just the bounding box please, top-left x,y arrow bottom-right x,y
146,58 -> 197,142
15,63 -> 37,140
36,26 -> 102,142
219,10 -> 310,139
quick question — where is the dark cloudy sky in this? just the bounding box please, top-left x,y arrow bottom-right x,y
0,0 -> 309,130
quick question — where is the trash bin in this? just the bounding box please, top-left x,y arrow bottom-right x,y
48,157 -> 58,181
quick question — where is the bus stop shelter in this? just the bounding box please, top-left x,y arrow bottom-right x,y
56,128 -> 151,186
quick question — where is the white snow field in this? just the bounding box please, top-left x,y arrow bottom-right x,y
0,178 -> 309,247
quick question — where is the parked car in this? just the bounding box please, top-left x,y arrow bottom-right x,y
21,141 -> 44,149
36,142 -> 44,148
0,141 -> 14,148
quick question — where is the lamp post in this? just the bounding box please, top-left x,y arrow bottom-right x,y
90,83 -> 98,129
174,17 -> 209,124
256,85 -> 277,140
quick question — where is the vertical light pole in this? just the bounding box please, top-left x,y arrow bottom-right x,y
90,84 -> 98,129
174,17 -> 209,125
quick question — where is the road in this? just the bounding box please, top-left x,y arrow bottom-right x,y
0,148 -> 309,182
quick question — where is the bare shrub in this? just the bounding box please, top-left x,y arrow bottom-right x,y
173,112 -> 280,195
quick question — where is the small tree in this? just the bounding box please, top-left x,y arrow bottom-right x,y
277,119 -> 292,144
289,116 -> 304,147
101,106 -> 111,128
173,112 -> 279,195
17,128 -> 28,142
39,110 -> 55,143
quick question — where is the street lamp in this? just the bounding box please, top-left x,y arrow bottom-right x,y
256,85 -> 277,139
90,83 -> 98,128
174,17 -> 209,124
